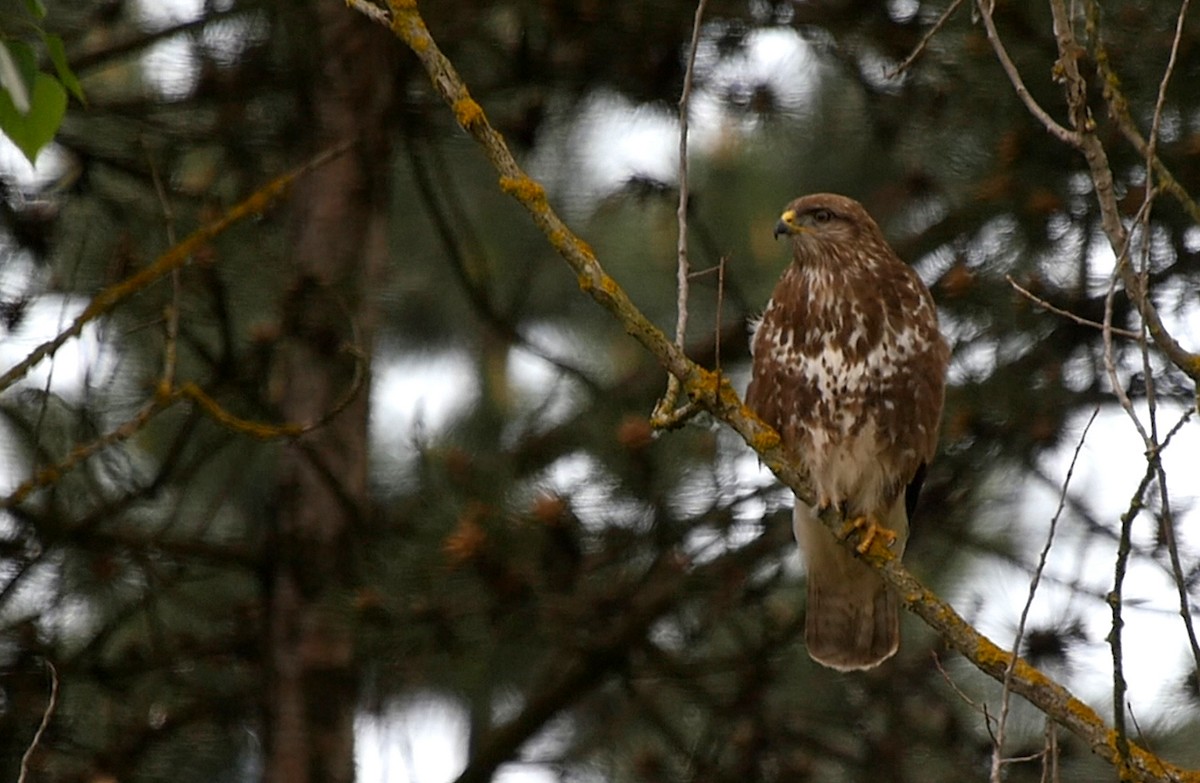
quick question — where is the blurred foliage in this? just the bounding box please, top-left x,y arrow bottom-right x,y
0,0 -> 82,164
0,0 -> 1198,782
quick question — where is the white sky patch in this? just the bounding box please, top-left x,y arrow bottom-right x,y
532,26 -> 814,214
0,138 -> 70,191
356,693 -> 568,783
133,0 -> 204,98
132,0 -> 268,99
357,697 -> 469,783
689,26 -> 817,137
371,351 -> 477,455
504,322 -> 601,431
565,90 -> 678,204
539,451 -> 651,532
0,295 -> 113,402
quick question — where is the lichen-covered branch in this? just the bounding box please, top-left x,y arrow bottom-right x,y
0,140 -> 355,396
0,140 -> 367,513
353,1 -> 1200,780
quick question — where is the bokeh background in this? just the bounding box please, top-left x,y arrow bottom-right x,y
1,1 -> 1199,781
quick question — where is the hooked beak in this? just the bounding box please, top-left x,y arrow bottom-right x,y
773,209 -> 801,239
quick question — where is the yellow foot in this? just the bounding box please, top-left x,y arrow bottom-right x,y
839,514 -> 897,554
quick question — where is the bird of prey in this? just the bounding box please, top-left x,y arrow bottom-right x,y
746,193 -> 949,670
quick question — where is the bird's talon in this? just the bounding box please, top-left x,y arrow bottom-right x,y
839,515 -> 896,554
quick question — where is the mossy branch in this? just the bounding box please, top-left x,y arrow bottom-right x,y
351,1 -> 1198,780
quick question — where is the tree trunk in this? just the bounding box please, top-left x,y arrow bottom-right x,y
263,3 -> 393,782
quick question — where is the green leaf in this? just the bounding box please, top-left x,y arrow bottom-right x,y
43,34 -> 84,104
23,0 -> 46,19
0,71 -> 66,163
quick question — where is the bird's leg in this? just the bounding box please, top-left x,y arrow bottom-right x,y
838,513 -> 897,555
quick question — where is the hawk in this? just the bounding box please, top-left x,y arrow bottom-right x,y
746,193 -> 949,671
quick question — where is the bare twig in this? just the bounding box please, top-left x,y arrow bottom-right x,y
146,143 -> 182,393
932,649 -> 993,723
1006,275 -> 1139,339
991,407 -> 1099,783
1042,719 -> 1060,783
403,132 -> 601,390
1086,0 -> 1200,225
1114,0 -> 1200,693
1109,447 -> 1165,776
1142,0 -> 1190,179
974,0 -> 1079,147
1152,407 -> 1200,682
714,256 -> 725,376
652,0 -> 709,429
17,659 -> 59,783
1101,262 -> 1149,470
888,0 -> 965,78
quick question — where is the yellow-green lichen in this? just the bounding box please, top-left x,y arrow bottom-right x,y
499,175 -> 546,205
453,97 -> 484,129
573,237 -> 596,262
971,636 -> 1012,671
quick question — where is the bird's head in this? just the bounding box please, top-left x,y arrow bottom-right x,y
772,193 -> 883,256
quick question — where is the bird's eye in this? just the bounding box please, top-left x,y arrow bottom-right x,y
812,208 -> 834,224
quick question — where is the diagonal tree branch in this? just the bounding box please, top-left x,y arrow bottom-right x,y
351,2 -> 1200,780
0,139 -> 356,396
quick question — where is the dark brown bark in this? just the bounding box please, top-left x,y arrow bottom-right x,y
263,2 -> 394,782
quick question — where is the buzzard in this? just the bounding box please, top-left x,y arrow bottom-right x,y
746,193 -> 949,670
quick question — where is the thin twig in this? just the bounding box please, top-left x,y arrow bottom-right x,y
932,650 -> 993,723
991,407 -> 1099,782
1101,199 -> 1154,446
1006,275 -> 1139,339
0,347 -> 367,512
1132,5 -> 1193,690
714,256 -> 725,377
652,0 -> 709,428
1,397 -> 173,510
974,0 -> 1078,147
1152,407 -> 1200,682
1142,0 -> 1190,179
17,659 -> 59,783
887,0 -> 965,78
1086,0 -> 1200,226
1109,449 -> 1164,777
403,132 -> 600,390
146,142 -> 182,393
1042,719 -> 1059,783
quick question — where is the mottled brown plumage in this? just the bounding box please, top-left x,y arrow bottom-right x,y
746,193 -> 949,670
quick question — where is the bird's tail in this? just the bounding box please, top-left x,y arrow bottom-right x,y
793,500 -> 907,671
